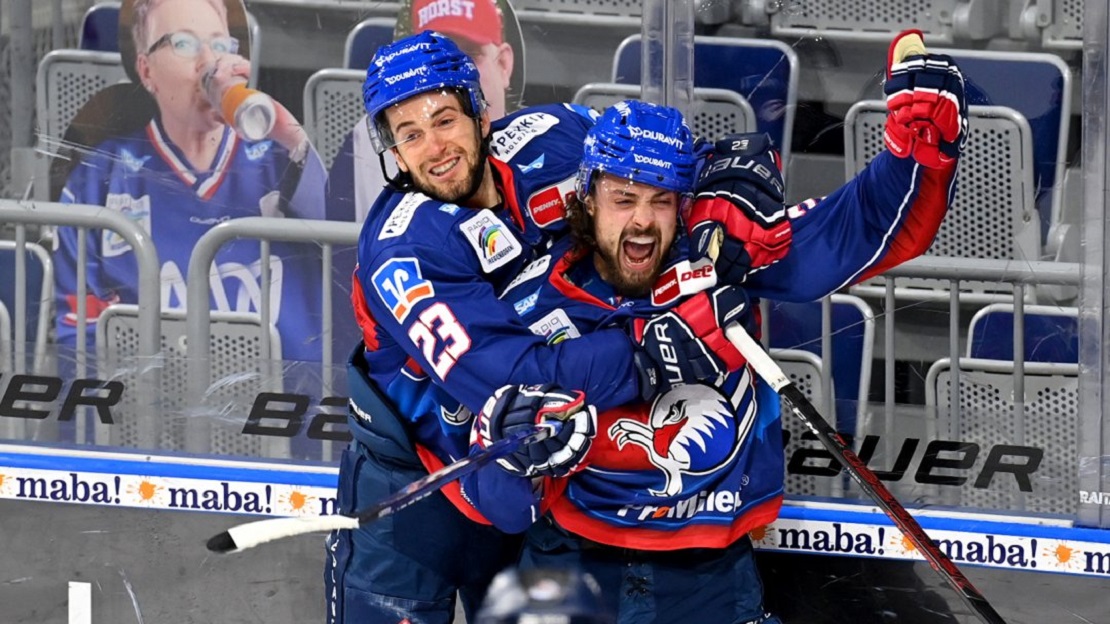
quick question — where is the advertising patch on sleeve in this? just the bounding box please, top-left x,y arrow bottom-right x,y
460,209 -> 522,273
528,309 -> 581,345
526,176 -> 576,228
378,192 -> 428,240
650,257 -> 717,307
371,257 -> 435,323
489,112 -> 560,161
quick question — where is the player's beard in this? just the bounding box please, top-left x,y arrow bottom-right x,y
410,126 -> 488,205
595,224 -> 665,298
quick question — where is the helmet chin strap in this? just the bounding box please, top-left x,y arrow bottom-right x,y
380,152 -> 414,192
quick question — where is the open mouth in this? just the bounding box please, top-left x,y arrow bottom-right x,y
622,236 -> 657,270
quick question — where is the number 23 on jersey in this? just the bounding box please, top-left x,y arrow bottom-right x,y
371,257 -> 471,380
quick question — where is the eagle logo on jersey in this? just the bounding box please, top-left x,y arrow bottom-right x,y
609,384 -> 748,497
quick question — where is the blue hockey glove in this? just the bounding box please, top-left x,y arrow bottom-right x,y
473,384 -> 596,478
631,286 -> 750,400
883,30 -> 968,169
688,133 -> 792,285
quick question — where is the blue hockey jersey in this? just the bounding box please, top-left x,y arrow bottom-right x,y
459,236 -> 784,548
54,117 -> 328,362
460,149 -> 961,547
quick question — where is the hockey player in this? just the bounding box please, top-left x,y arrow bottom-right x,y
54,0 -> 327,362
466,32 -> 967,623
327,32 -> 746,624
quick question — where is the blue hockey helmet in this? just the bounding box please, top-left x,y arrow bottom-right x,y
576,100 -> 697,198
476,567 -> 614,624
362,30 -> 486,153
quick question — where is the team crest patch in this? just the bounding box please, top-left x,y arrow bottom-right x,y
371,257 -> 434,323
489,112 -> 560,161
460,210 -> 521,273
379,193 -> 427,240
609,383 -> 749,497
528,309 -> 580,345
102,193 -> 151,257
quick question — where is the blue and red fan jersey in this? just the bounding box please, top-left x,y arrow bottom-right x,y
54,118 -> 328,362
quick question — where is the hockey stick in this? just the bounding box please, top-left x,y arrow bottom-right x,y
725,325 -> 1007,624
205,423 -> 558,554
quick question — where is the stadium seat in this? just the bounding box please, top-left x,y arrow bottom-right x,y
848,49 -> 1071,248
765,294 -> 875,435
768,0 -> 959,44
303,69 -> 365,170
925,357 -> 1078,515
967,303 -> 1078,363
772,347 -> 839,499
0,240 -> 53,373
612,35 -> 798,167
345,17 -> 396,70
573,83 -> 756,141
846,103 -> 1040,303
79,2 -> 121,52
95,305 -> 287,459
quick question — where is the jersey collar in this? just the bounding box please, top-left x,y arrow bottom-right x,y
146,117 -> 239,200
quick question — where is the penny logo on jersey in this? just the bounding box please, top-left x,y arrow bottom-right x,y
608,384 -> 749,497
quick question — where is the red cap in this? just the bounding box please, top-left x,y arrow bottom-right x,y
411,0 -> 504,47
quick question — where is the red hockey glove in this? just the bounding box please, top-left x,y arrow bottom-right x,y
631,286 -> 750,400
688,133 -> 792,285
883,29 -> 968,169
472,384 -> 596,478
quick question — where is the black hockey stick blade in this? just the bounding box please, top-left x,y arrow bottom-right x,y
724,325 -> 1007,624
206,423 -> 557,554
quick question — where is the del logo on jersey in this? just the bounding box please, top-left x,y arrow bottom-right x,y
371,257 -> 435,323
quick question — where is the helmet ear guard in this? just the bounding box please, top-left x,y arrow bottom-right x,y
363,30 -> 486,155
575,100 -> 698,200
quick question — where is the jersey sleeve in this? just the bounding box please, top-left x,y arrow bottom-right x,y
54,162 -> 115,347
458,461 -> 542,534
280,143 -> 327,220
745,151 -> 956,302
354,216 -> 641,414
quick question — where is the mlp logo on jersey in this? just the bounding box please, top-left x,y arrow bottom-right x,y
371,257 -> 435,323
526,176 -> 576,228
609,384 -> 748,497
461,210 -> 521,273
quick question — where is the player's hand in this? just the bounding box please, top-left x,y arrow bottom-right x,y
688,133 -> 792,285
883,29 -> 968,169
472,384 -> 596,478
631,286 -> 750,400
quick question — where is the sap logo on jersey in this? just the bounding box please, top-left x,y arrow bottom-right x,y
526,176 -> 576,228
609,384 -> 747,497
379,193 -> 427,240
489,113 -> 560,161
371,257 -> 435,323
513,290 -> 540,316
528,309 -> 581,345
245,140 -> 272,161
460,210 -> 521,273
102,194 -> 152,257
